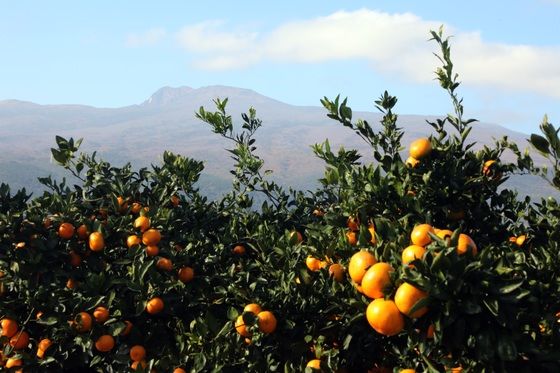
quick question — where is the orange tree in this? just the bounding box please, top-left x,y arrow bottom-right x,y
0,28 -> 559,372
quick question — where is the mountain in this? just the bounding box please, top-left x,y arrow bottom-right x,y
0,86 -> 557,200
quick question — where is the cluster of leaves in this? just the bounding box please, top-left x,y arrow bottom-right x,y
0,28 -> 559,373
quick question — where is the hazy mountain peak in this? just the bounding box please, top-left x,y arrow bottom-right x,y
143,86 -> 194,106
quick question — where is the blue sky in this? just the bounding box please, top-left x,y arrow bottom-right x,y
1,1 -> 559,133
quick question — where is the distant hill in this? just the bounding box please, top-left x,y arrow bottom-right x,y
0,86 -> 557,200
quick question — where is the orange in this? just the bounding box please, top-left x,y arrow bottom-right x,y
131,202 -> 142,214
127,235 -> 141,248
457,233 -> 477,255
145,245 -> 159,256
232,245 -> 246,255
146,297 -> 164,314
348,251 -> 377,284
69,250 -> 82,267
306,256 -> 323,272
93,306 -> 109,323
346,231 -> 358,246
400,370 -> 416,373
410,224 -> 434,247
66,278 -> 77,289
9,330 -> 30,349
426,324 -> 435,339
307,359 -> 322,370
156,257 -> 173,271
121,320 -> 133,336
178,267 -> 194,283
76,224 -> 89,240
436,229 -> 453,240
95,334 -> 115,352
328,263 -> 345,282
36,338 -> 52,359
5,358 -> 22,369
312,209 -> 325,217
58,222 -> 75,239
173,369 -> 187,373
235,315 -> 251,337
1,318 -> 19,338
409,138 -> 432,160
134,216 -> 150,232
368,225 -> 377,245
130,345 -> 146,361
131,360 -> 147,370
257,311 -> 277,334
394,282 -> 429,318
361,262 -> 393,299
171,194 -> 180,207
142,229 -> 161,246
516,235 -> 526,247
73,312 -> 92,332
89,232 -> 105,251
347,216 -> 360,231
366,298 -> 404,336
482,159 -> 496,176
244,303 -> 262,315
401,245 -> 426,266
290,230 -> 303,243
405,156 -> 419,168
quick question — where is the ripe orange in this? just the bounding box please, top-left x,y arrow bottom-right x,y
401,245 -> 426,266
146,297 -> 164,314
131,360 -> 147,371
348,251 -> 377,284
368,225 -> 377,245
69,250 -> 82,267
89,232 -> 105,251
409,138 -> 432,160
410,224 -> 434,247
93,306 -> 110,323
134,216 -> 150,232
232,245 -> 246,255
436,229 -> 453,240
130,345 -> 146,361
426,324 -> 435,339
36,338 -> 52,359
5,358 -> 22,369
516,235 -> 526,247
127,235 -> 141,248
235,315 -> 251,337
9,330 -> 30,349
76,224 -> 89,240
257,311 -> 277,334
346,231 -> 358,246
1,318 -> 19,338
178,266 -> 194,283
307,359 -> 322,370
361,262 -> 393,299
394,282 -> 428,318
95,334 -> 115,352
58,222 -> 75,239
347,216 -> 360,231
142,229 -> 161,246
457,233 -> 477,255
131,202 -> 142,214
121,321 -> 133,336
366,298 -> 404,336
173,368 -> 187,373
145,245 -> 159,256
400,369 -> 416,373
290,230 -> 303,243
74,312 -> 93,332
244,303 -> 262,315
66,278 -> 77,289
171,194 -> 180,207
405,156 -> 419,168
328,263 -> 345,282
156,257 -> 173,271
306,256 -> 323,272
482,159 -> 496,176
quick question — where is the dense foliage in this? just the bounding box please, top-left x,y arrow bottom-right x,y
0,29 -> 559,373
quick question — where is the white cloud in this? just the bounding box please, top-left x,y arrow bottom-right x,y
126,28 -> 166,47
175,9 -> 560,99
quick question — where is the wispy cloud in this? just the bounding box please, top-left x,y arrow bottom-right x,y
126,27 -> 166,47
175,9 -> 560,99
